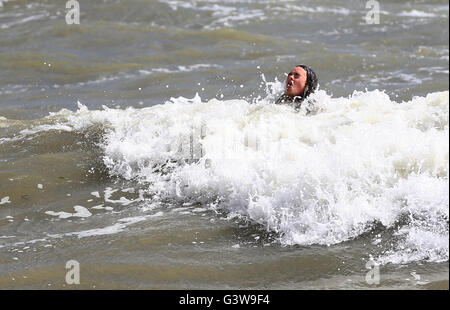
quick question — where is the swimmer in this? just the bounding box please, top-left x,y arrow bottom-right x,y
276,65 -> 318,107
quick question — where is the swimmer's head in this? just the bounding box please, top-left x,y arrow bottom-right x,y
285,65 -> 318,100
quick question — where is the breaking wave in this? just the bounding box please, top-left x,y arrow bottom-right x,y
4,87 -> 448,265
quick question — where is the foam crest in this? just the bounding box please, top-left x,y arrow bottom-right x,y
22,89 -> 449,264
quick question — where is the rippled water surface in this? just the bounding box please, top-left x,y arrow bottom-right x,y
0,0 -> 448,289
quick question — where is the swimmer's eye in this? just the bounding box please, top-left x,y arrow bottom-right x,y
288,72 -> 301,78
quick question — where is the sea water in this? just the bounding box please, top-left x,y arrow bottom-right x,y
0,0 -> 448,289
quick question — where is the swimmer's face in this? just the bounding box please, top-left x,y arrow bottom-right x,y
285,66 -> 307,98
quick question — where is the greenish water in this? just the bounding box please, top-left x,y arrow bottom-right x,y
0,0 -> 448,289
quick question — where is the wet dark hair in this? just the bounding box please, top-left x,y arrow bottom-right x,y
296,64 -> 318,99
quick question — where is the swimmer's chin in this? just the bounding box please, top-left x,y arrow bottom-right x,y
284,91 -> 295,98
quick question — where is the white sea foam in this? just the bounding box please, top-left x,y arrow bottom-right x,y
91,205 -> 113,211
19,124 -> 73,136
159,0 -> 268,29
282,4 -> 351,15
145,64 -> 223,75
45,206 -> 92,219
23,86 -> 450,264
0,196 -> 11,205
91,191 -> 100,198
398,10 -> 438,18
71,216 -> 147,238
24,216 -> 149,242
104,187 -> 144,206
0,12 -> 49,29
